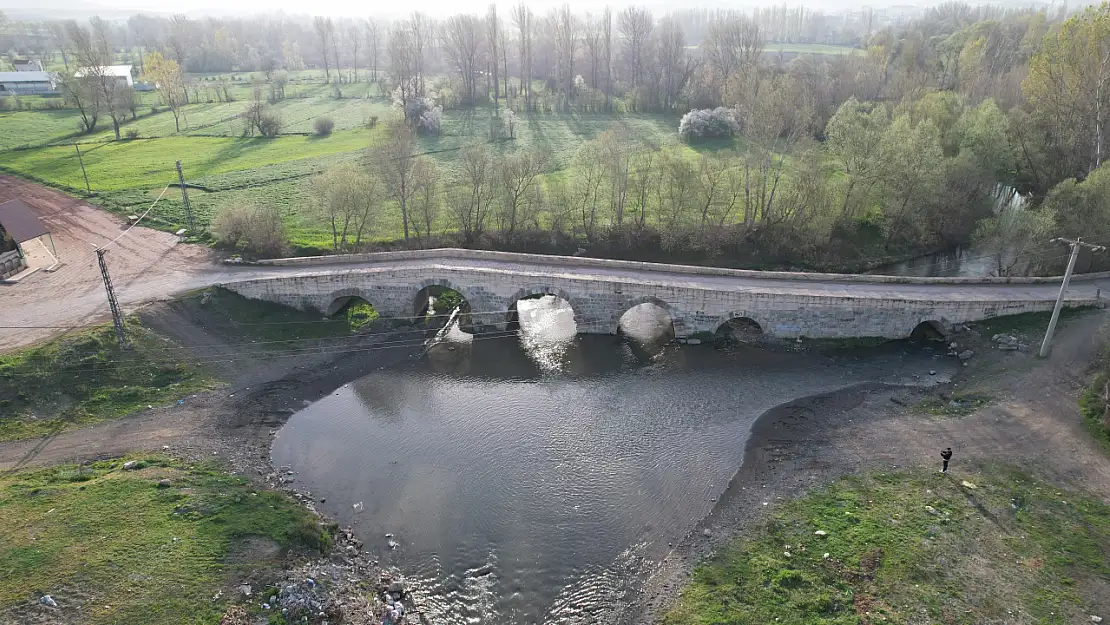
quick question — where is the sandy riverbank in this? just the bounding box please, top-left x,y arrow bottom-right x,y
629,309 -> 1110,624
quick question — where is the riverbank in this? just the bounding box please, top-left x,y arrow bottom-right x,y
0,290 -> 429,623
633,308 -> 1110,623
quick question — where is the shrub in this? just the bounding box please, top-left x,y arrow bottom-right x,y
124,128 -> 141,140
678,107 -> 739,141
257,111 -> 282,137
313,116 -> 334,136
212,202 -> 288,258
367,115 -> 379,129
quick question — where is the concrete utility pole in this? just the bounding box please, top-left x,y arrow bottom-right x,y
176,160 -> 196,233
96,248 -> 128,349
1039,237 -> 1105,357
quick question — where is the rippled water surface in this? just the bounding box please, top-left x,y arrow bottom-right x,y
272,300 -> 950,624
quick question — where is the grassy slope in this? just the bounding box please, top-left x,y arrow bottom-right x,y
0,110 -> 83,150
0,321 -> 213,441
0,456 -> 331,624
666,467 -> 1110,625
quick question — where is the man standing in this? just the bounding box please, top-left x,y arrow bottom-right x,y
941,447 -> 953,474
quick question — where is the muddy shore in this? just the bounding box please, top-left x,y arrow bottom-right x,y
3,300 -> 1105,624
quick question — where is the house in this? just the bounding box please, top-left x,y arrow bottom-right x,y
12,59 -> 44,72
74,65 -> 134,88
0,71 -> 57,94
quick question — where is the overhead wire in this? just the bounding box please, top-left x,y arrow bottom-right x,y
96,185 -> 172,251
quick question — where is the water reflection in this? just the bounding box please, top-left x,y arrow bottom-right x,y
273,300 -> 952,625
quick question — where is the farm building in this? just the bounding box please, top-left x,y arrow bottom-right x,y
12,59 -> 44,72
74,65 -> 134,87
0,199 -> 57,280
0,71 -> 57,94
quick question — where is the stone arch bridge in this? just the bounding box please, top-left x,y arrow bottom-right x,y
217,249 -> 1106,340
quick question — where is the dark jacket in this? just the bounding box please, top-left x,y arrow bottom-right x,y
941,449 -> 953,460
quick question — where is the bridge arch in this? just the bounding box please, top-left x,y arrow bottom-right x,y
505,286 -> 579,331
617,297 -> 676,342
411,279 -> 474,327
323,288 -> 378,317
714,315 -> 766,344
910,317 -> 949,341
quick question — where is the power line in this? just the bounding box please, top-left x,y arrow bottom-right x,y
0,330 -> 536,377
98,185 -> 171,251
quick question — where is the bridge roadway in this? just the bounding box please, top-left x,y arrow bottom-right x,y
218,249 -> 1108,339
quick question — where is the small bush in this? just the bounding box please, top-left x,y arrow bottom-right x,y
212,202 -> 288,258
313,116 -> 334,136
678,107 -> 739,141
150,105 -> 161,114
124,128 -> 141,140
257,111 -> 282,137
367,115 -> 379,129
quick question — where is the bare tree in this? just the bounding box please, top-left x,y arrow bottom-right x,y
444,15 -> 483,105
703,14 -> 764,103
655,17 -> 699,111
549,5 -> 578,113
583,12 -> 604,90
168,14 -> 190,67
487,5 -> 501,111
512,4 -> 533,110
410,12 -> 430,96
497,150 -> 547,235
372,119 -> 419,241
412,157 -> 440,243
618,6 -> 653,89
389,22 -> 418,113
313,16 -> 332,83
365,18 -> 381,82
451,146 -> 497,242
347,24 -> 361,83
311,164 -> 383,252
602,6 -> 613,111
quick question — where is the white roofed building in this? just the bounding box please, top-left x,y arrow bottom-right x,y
0,71 -> 57,94
74,65 -> 134,88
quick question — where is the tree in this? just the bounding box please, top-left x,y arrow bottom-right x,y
57,72 -> 99,133
972,206 -> 1053,276
1024,3 -> 1110,178
487,5 -> 501,111
702,14 -> 764,103
310,164 -> 383,252
388,22 -> 418,114
511,4 -> 534,110
549,5 -> 578,113
452,146 -> 497,242
313,16 -> 333,83
145,51 -> 186,131
365,18 -> 381,82
825,97 -> 889,218
372,119 -> 419,241
618,7 -> 653,89
70,20 -> 126,140
877,116 -> 945,246
497,150 -> 546,235
347,24 -> 361,83
444,14 -> 483,105
655,17 -> 698,111
411,157 -> 440,242
1040,162 -> 1110,271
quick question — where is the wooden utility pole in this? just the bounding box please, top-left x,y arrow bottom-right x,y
74,143 -> 90,194
1039,237 -> 1105,357
175,160 -> 196,233
96,248 -> 128,349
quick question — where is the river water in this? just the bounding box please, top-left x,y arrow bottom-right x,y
272,298 -> 951,624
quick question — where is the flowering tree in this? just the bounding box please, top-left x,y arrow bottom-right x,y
678,107 -> 739,141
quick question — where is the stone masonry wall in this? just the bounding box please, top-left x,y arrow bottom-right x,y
220,266 -> 1097,340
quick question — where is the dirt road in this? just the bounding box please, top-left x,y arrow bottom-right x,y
0,176 -> 217,351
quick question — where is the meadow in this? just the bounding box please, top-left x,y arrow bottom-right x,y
0,73 -> 690,251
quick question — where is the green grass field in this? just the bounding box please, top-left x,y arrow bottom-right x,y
0,70 -> 738,252
666,467 -> 1110,624
0,321 -> 214,441
0,456 -> 330,624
